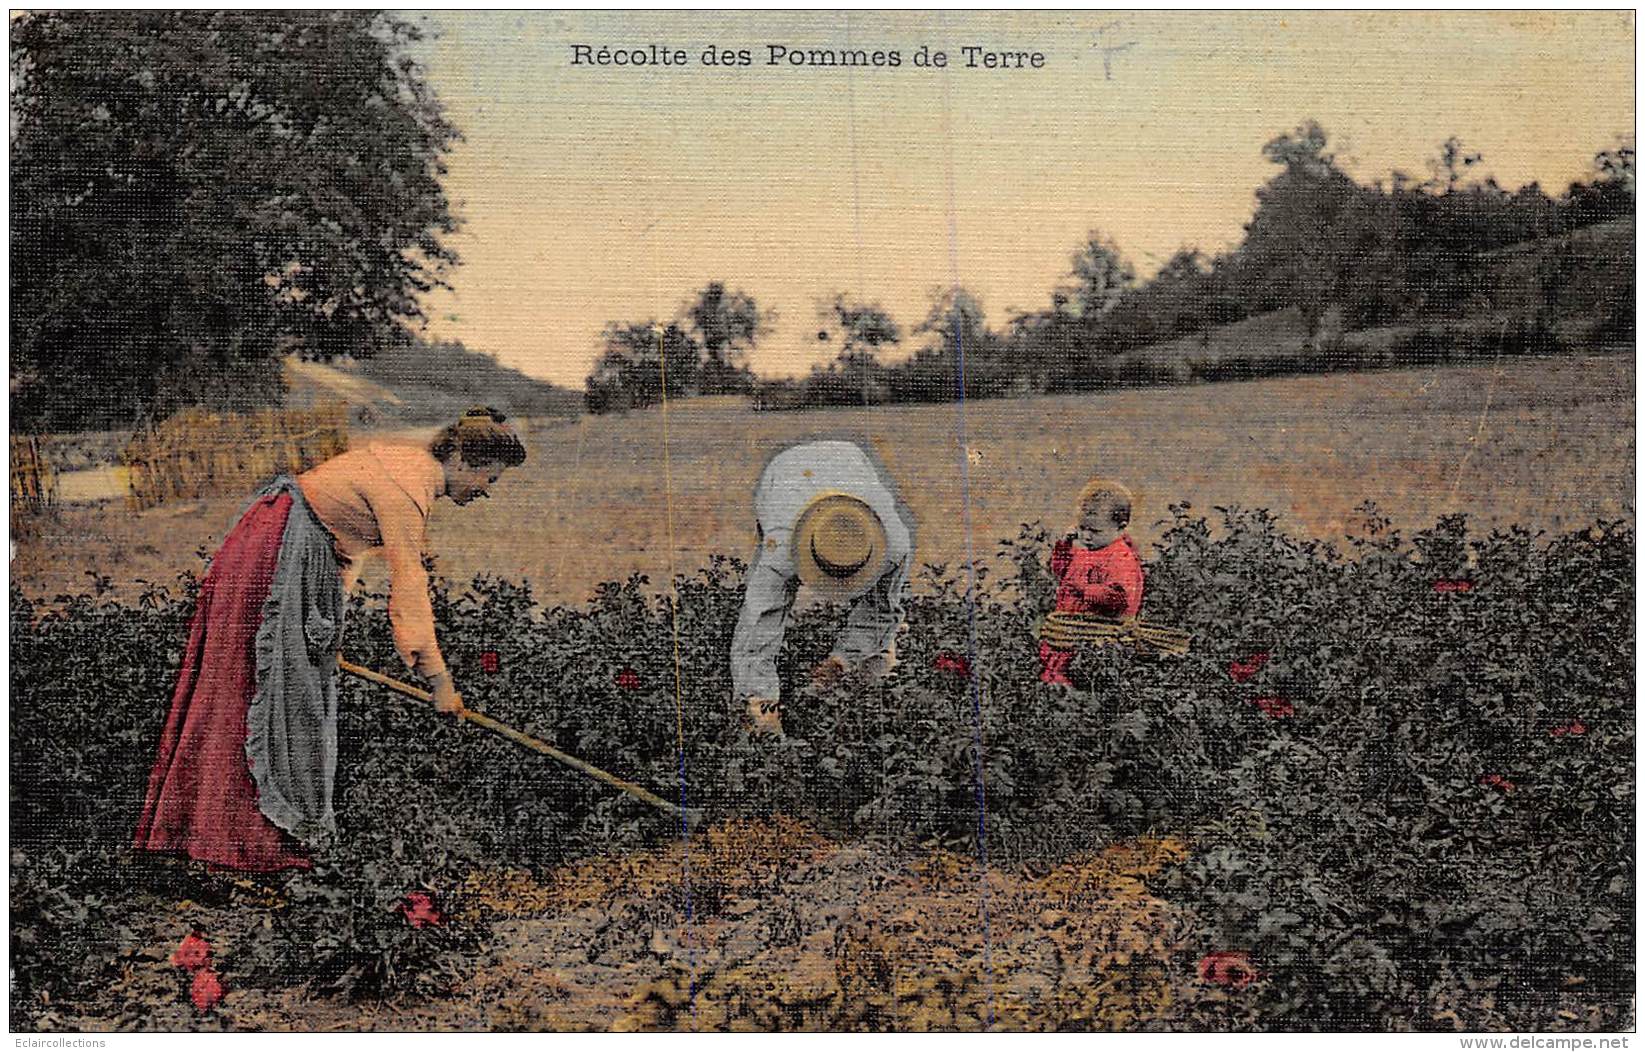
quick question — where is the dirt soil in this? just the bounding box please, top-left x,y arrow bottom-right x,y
43,819 -> 1223,1032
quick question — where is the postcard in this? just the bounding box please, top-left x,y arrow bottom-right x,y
8,9 -> 1634,1036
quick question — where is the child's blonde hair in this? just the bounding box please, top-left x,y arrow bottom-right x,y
1076,478 -> 1134,531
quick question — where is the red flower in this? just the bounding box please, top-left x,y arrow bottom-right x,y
1198,950 -> 1258,989
171,932 -> 211,971
479,650 -> 501,675
1433,579 -> 1475,593
933,651 -> 972,677
1227,651 -> 1270,683
190,968 -> 225,1013
614,668 -> 641,691
399,891 -> 444,929
1480,773 -> 1515,793
1551,720 -> 1587,738
1252,696 -> 1294,719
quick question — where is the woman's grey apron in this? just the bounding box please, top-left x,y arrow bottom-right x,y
244,476 -> 345,844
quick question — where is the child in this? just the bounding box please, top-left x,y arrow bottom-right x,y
1039,478 -> 1145,687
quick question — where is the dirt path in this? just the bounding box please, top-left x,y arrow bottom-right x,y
50,820 -> 1217,1032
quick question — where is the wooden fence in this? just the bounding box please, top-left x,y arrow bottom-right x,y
10,435 -> 57,509
121,404 -> 349,511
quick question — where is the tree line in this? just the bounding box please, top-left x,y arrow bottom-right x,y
7,15 -> 1630,429
588,121 -> 1633,414
581,283 -> 765,414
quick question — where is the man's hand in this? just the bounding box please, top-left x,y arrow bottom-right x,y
745,696 -> 784,737
429,672 -> 466,718
860,640 -> 898,682
810,656 -> 848,691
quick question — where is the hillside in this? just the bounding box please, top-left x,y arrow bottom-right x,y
1092,218 -> 1635,388
751,219 -> 1633,413
285,341 -> 582,424
1480,215 -> 1635,321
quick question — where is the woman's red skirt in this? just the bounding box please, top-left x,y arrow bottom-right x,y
133,492 -> 314,872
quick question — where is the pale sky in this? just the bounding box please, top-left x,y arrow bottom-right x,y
410,11 -> 1635,387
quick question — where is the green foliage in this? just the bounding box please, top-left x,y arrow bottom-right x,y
1214,124 -> 1632,338
9,510 -> 1634,1029
10,11 -> 461,429
586,282 -> 767,412
1059,232 -> 1137,322
585,322 -> 701,414
231,858 -> 488,1002
824,294 -> 903,357
898,286 -> 1018,402
686,282 -> 767,396
749,122 -> 1630,414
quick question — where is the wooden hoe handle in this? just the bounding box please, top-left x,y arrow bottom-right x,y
337,658 -> 697,827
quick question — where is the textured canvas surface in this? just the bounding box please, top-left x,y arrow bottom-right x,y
7,10 -> 1636,1035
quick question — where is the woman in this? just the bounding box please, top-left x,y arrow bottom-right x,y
133,406 -> 527,872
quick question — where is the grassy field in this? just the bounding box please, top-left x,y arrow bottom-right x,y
12,353 -> 1633,604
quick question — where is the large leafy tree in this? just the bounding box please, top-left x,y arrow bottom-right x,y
683,281 -> 766,395
11,11 -> 462,428
1237,120 -> 1361,336
583,321 -> 699,414
821,293 -> 900,368
1058,231 -> 1136,322
899,285 -> 1014,401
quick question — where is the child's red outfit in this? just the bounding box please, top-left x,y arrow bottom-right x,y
1039,535 -> 1145,685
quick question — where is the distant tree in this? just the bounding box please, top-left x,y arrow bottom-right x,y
1510,182 -> 1559,240
914,286 -> 988,356
1594,139 -> 1636,192
1154,247 -> 1211,286
1241,120 -> 1360,336
1113,246 -> 1215,344
823,294 -> 902,362
1059,232 -> 1137,321
1426,135 -> 1484,194
583,321 -> 698,414
1260,119 -> 1336,177
684,282 -> 767,395
1333,183 -> 1422,326
10,11 -> 461,429
1004,284 -> 1097,393
897,285 -> 1014,400
1563,137 -> 1636,230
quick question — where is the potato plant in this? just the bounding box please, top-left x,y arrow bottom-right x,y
9,506 -> 1633,1030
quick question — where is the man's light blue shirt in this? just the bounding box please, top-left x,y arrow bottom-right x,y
731,441 -> 915,701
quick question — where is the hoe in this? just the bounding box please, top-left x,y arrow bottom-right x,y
339,659 -> 702,830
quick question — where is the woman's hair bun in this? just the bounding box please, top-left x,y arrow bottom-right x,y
432,406 -> 526,467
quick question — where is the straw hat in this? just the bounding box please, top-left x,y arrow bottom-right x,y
793,493 -> 887,599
